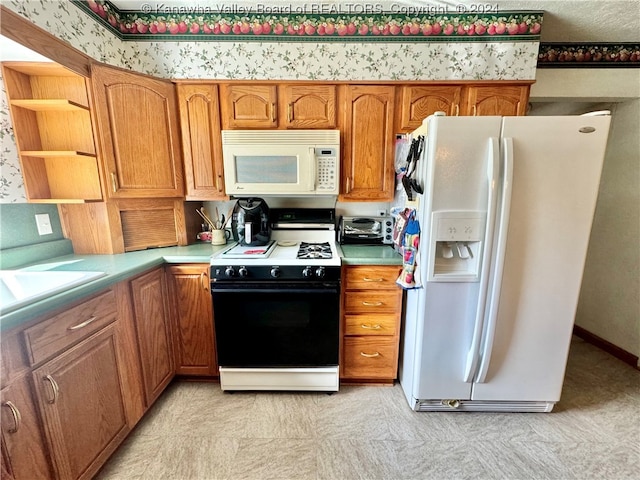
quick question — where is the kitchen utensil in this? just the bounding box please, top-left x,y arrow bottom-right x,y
196,209 -> 215,230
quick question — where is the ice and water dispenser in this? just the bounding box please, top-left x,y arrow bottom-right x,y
426,211 -> 485,282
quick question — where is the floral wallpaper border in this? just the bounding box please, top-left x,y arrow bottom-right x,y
72,0 -> 543,41
538,43 -> 640,68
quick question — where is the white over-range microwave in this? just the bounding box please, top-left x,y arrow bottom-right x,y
221,130 -> 340,196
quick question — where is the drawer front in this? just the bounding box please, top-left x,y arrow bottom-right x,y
344,313 -> 398,336
344,266 -> 401,290
343,336 -> 397,379
23,290 -> 117,365
343,290 -> 402,314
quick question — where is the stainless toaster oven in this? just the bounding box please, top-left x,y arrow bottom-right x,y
338,216 -> 394,245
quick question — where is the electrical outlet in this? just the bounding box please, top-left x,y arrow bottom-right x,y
35,214 -> 53,235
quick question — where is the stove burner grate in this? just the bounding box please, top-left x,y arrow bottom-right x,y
297,242 -> 332,260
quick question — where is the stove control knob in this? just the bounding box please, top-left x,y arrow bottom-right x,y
270,267 -> 281,278
238,266 -> 248,278
315,266 -> 326,279
224,267 -> 236,277
302,266 -> 314,278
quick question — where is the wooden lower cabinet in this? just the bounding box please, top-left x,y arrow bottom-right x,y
166,264 -> 217,376
129,268 -> 175,406
341,265 -> 403,383
31,325 -> 128,480
1,375 -> 52,479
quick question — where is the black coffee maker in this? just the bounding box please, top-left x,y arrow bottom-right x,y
231,198 -> 271,246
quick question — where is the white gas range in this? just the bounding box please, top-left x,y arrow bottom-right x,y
210,208 -> 341,392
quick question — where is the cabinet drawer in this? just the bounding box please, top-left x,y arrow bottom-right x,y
23,290 -> 117,365
344,266 -> 401,290
343,290 -> 402,314
343,337 -> 397,379
344,314 -> 398,336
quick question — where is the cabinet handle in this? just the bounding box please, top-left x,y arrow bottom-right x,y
2,401 -> 22,433
360,351 -> 380,358
271,103 -> 277,122
43,375 -> 59,404
361,324 -> 382,330
454,104 -> 460,116
471,105 -> 477,116
362,301 -> 383,307
288,103 -> 293,123
67,316 -> 98,331
363,277 -> 384,282
200,271 -> 208,290
216,174 -> 223,192
345,177 -> 351,194
110,172 -> 118,193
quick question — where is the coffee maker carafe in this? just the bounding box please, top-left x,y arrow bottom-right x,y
231,198 -> 271,246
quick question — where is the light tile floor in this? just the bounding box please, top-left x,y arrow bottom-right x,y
97,338 -> 639,479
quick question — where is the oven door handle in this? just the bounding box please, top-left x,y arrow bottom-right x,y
211,286 -> 339,295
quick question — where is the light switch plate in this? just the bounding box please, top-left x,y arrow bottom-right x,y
35,213 -> 53,235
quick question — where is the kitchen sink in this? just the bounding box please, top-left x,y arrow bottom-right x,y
0,270 -> 107,315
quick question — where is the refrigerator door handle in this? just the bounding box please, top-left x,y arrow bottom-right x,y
463,137 -> 500,383
475,137 -> 514,383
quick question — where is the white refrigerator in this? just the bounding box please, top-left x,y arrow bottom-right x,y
398,113 -> 611,412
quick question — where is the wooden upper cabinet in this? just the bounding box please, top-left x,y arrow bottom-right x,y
341,85 -> 395,202
219,83 -> 337,129
219,84 -> 277,129
176,84 -> 226,200
1,62 -> 103,203
91,64 -> 184,198
464,85 -> 530,116
280,85 -> 336,128
396,85 -> 463,132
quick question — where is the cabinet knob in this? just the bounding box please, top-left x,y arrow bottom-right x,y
67,315 -> 98,331
362,301 -> 383,307
110,172 -> 119,193
360,351 -> 381,358
361,324 -> 382,330
43,375 -> 60,404
2,401 -> 22,433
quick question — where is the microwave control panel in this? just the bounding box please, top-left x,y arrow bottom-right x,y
315,147 -> 338,192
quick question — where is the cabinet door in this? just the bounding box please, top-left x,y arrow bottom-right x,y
31,325 -> 128,480
177,84 -> 226,200
397,85 -> 463,132
342,86 -> 395,201
464,85 -> 530,116
280,85 -> 336,129
219,84 -> 277,128
1,377 -> 52,480
166,264 -> 217,376
91,64 -> 184,198
130,268 -> 174,406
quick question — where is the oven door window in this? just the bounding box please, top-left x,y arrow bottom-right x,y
212,285 -> 339,367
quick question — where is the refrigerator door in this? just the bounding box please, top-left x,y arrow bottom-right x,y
403,116 -> 503,402
471,115 -> 611,402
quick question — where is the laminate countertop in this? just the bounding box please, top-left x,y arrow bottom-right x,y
0,242 -> 402,331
